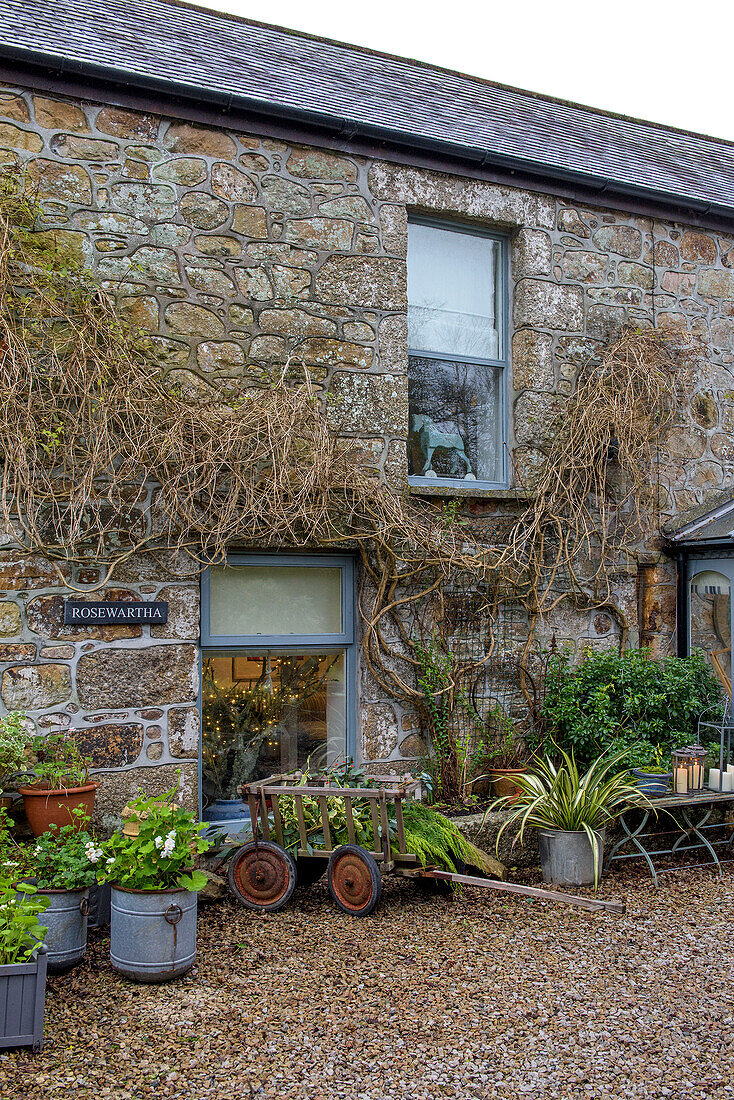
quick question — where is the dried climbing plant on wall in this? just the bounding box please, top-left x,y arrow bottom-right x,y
502,324 -> 699,649
0,170 -> 702,729
0,169 -> 493,697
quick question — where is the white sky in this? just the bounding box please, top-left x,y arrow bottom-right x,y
199,0 -> 734,143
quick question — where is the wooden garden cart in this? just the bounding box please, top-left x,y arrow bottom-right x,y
226,772 -> 625,917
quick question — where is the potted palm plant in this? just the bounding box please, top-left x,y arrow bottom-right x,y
15,808 -> 98,972
98,788 -> 211,982
0,874 -> 49,1052
17,732 -> 98,836
492,749 -> 649,887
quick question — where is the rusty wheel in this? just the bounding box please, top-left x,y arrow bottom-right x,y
228,841 -> 297,912
327,845 -> 382,916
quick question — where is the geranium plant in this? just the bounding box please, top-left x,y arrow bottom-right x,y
98,790 -> 211,892
16,808 -> 99,891
0,878 -> 49,964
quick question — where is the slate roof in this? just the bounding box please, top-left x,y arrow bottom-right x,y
667,495 -> 734,547
1,0 -> 733,220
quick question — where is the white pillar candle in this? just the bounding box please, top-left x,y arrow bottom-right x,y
692,763 -> 704,789
727,765 -> 734,775
710,768 -> 722,791
723,772 -> 734,793
674,766 -> 689,795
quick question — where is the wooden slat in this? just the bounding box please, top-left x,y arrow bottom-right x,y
394,796 -> 407,855
319,796 -> 332,852
255,783 -> 410,799
379,792 -> 391,862
296,793 -> 309,853
259,788 -> 270,842
426,871 -> 625,914
247,794 -> 259,838
370,800 -> 381,857
344,796 -> 356,844
271,793 -> 284,847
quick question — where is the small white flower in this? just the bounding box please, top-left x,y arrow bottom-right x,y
154,835 -> 164,849
106,857 -> 115,866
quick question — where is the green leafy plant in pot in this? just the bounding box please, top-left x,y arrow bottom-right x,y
474,709 -> 528,801
0,870 -> 49,1051
630,744 -> 672,797
491,748 -> 650,888
97,788 -> 212,982
0,711 -> 31,811
17,732 -> 97,837
15,806 -> 99,973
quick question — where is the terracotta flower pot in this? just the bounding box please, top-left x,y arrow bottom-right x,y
17,782 -> 99,837
489,768 -> 527,801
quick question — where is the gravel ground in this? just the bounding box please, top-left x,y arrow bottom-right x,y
3,866 -> 734,1100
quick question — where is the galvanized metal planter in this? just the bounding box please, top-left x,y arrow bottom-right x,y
87,882 -> 111,930
538,828 -> 606,887
0,944 -> 48,1052
39,888 -> 89,973
110,886 -> 197,983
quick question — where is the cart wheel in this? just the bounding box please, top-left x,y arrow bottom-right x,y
228,841 -> 297,912
327,845 -> 382,916
295,858 -> 325,887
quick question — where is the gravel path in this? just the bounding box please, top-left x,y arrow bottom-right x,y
4,867 -> 734,1099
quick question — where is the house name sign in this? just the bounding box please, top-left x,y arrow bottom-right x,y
63,601 -> 168,625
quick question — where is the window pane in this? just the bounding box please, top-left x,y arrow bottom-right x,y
408,222 -> 501,360
408,355 -> 502,482
690,570 -> 732,694
202,651 -> 347,815
209,565 -> 342,636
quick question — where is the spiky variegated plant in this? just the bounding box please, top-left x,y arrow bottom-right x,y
491,748 -> 650,887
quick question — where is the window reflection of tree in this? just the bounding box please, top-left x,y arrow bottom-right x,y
690,572 -> 732,692
409,294 -> 499,480
408,355 -> 497,479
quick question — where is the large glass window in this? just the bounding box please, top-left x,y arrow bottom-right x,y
407,220 -> 507,487
200,556 -> 355,827
690,568 -> 732,694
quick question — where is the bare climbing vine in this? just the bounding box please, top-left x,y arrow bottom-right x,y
0,169 -> 703,720
0,170 -> 495,704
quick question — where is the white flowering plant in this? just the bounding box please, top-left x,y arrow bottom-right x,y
98,789 -> 210,892
15,807 -> 99,890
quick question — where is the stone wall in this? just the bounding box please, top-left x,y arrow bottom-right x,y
0,84 -> 733,804
0,550 -> 199,818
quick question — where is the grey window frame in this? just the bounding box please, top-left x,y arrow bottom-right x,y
199,553 -> 358,823
407,216 -> 510,491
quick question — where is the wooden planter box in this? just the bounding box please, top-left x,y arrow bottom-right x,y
0,944 -> 48,1052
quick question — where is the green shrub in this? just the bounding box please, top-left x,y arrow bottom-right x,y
541,647 -> 722,764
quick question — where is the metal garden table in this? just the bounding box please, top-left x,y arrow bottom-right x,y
605,790 -> 734,887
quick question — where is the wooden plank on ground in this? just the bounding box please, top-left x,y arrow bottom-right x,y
426,871 -> 625,914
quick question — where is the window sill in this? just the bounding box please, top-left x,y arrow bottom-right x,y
408,480 -> 533,502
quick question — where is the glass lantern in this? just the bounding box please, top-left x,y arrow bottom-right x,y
672,746 -> 707,795
672,748 -> 692,796
687,744 -> 706,792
